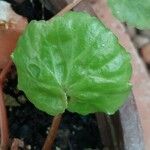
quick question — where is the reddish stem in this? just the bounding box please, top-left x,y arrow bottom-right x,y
0,61 -> 12,85
42,114 -> 62,150
0,60 -> 12,149
56,0 -> 84,16
0,86 -> 9,150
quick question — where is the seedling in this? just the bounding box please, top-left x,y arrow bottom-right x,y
12,12 -> 132,148
1,0 -> 149,149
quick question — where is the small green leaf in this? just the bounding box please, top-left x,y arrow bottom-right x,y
12,12 -> 132,116
108,0 -> 150,29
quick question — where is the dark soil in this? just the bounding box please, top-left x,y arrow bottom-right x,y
5,0 -> 53,21
2,1 -> 103,149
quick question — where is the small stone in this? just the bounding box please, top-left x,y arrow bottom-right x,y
4,94 -> 20,106
56,146 -> 61,150
9,107 -> 12,111
46,130 -> 49,135
46,126 -> 50,134
26,145 -> 32,150
47,127 -> 50,130
18,95 -> 27,104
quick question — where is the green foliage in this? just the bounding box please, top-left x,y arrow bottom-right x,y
108,0 -> 150,29
12,12 -> 132,116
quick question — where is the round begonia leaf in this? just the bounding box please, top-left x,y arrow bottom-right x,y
12,12 -> 132,116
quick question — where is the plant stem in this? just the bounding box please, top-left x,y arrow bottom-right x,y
0,61 -> 12,85
42,114 -> 62,150
56,0 -> 84,16
0,60 -> 12,149
0,86 -> 9,150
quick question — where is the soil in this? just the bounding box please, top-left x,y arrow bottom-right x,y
5,0 -> 53,21
2,1 -> 103,149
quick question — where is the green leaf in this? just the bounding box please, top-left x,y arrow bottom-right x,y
11,12 -> 132,116
108,0 -> 150,29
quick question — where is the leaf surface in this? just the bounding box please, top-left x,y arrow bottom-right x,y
12,12 -> 132,116
108,0 -> 150,29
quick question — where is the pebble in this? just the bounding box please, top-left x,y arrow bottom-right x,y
56,146 -> 61,150
72,131 -> 75,135
46,130 -> 49,135
26,145 -> 32,150
18,95 -> 27,104
9,107 -> 12,112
